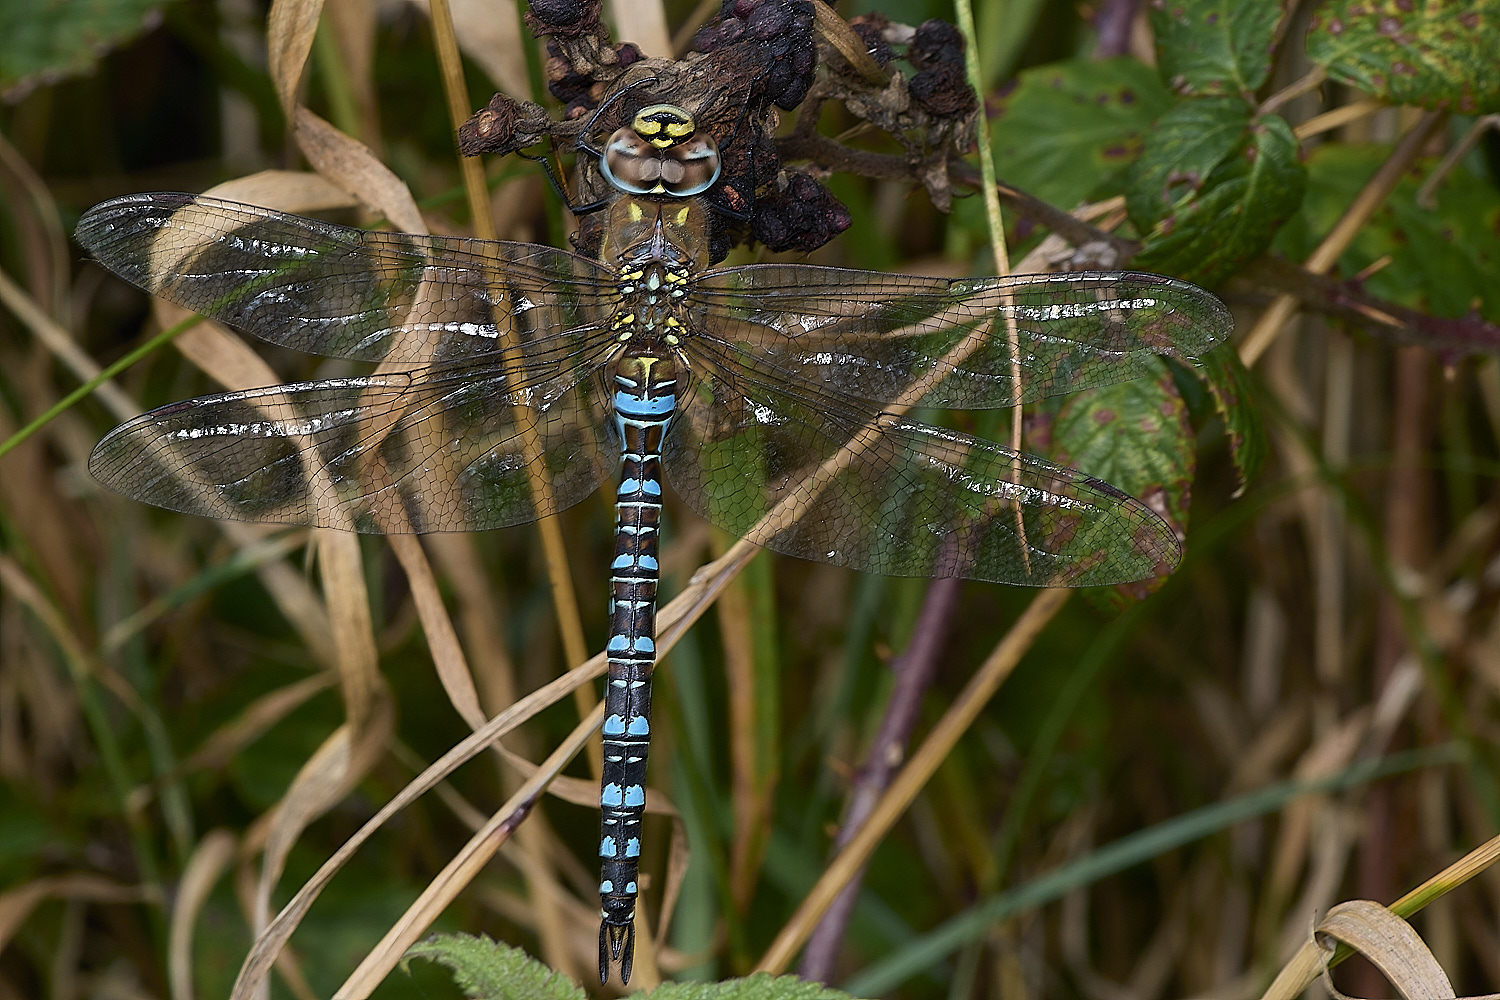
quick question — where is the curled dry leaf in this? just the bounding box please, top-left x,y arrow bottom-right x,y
1316,899 -> 1455,1000
293,108 -> 426,233
169,830 -> 237,1000
388,534 -> 485,730
267,0 -> 324,117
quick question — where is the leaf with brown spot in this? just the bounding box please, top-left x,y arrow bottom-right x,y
1307,0 -> 1500,112
1148,0 -> 1286,96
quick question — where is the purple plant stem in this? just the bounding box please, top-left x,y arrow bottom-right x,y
1092,0 -> 1140,58
797,574 -> 964,982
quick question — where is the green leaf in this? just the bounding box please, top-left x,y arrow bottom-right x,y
990,57 -> 1174,211
403,935 -> 586,1000
1149,0 -> 1284,95
652,973 -> 858,999
405,937 -> 859,1000
1306,0 -> 1500,112
1191,347 -> 1267,493
1273,142 -> 1500,323
1028,356 -> 1194,598
1128,102 -> 1306,286
1125,96 -> 1255,225
0,0 -> 177,100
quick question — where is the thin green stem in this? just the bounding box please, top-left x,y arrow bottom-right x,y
0,314 -> 200,461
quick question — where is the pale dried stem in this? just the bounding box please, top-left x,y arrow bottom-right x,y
227,537 -> 756,999
429,0 -> 593,696
1259,65 -> 1327,118
331,702 -> 605,999
1294,99 -> 1385,141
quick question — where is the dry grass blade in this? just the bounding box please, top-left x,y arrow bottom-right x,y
0,266 -> 136,422
206,170 -> 361,215
293,108 -> 425,232
1259,832 -> 1500,1000
330,702 -> 605,1000
227,533 -> 757,998
812,0 -> 887,84
250,697 -> 394,933
755,587 -> 1071,974
0,876 -> 153,953
267,0 -> 324,117
1316,900 -> 1455,1000
610,0 -> 671,57
169,830 -> 237,1000
226,657 -> 605,999
388,534 -> 486,729
440,0 -> 527,97
173,673 -> 337,777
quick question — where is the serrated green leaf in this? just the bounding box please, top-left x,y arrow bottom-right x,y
1306,0 -> 1500,112
1130,108 -> 1306,286
1028,357 -> 1194,598
1191,347 -> 1267,493
990,57 -> 1174,210
403,934 -> 586,1000
1149,0 -> 1285,95
651,972 -> 858,1000
1272,142 -> 1500,324
0,0 -> 177,101
1125,96 -> 1254,225
404,939 -> 856,1000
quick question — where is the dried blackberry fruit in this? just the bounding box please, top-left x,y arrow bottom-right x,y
908,19 -> 965,70
752,173 -> 852,253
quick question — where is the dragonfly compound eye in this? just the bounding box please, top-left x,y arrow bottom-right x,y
600,104 -> 722,198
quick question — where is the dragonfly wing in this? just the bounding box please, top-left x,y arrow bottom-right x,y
89,355 -> 619,532
693,266 -> 1232,410
76,192 -> 618,365
663,349 -> 1178,585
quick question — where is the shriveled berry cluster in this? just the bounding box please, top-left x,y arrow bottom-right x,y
694,0 -> 817,111
752,172 -> 853,253
847,13 -> 894,69
906,19 -> 977,118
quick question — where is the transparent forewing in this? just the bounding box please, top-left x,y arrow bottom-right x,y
88,352 -> 619,533
691,267 -> 1233,410
75,193 -> 620,365
663,346 -> 1180,586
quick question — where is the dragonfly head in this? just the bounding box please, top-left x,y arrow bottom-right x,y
600,103 -> 722,198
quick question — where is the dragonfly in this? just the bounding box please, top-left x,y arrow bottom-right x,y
77,99 -> 1232,984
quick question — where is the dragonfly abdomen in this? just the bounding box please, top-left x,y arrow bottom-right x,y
598,352 -> 677,984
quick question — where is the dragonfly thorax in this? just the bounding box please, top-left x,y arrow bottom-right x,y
604,195 -> 708,350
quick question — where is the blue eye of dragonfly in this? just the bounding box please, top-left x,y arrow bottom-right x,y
76,107 -> 1232,986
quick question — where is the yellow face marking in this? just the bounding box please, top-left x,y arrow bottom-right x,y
633,104 -> 697,149
628,202 -> 644,222
674,206 -> 691,226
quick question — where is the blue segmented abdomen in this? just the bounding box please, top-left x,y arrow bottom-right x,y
597,351 -> 678,976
